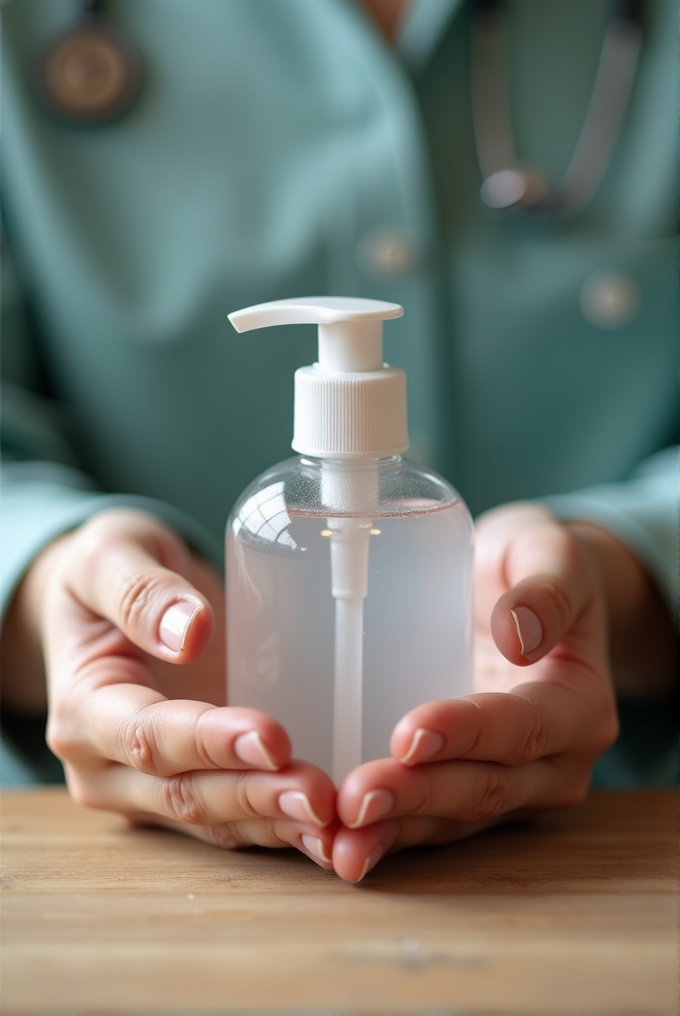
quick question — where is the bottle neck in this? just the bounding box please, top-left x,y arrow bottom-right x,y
300,454 -> 403,470
312,456 -> 399,516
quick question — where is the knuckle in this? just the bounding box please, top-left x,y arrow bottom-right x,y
46,706 -> 85,764
45,721 -> 74,763
160,773 -> 205,825
118,570 -> 166,631
468,767 -> 511,821
509,705 -> 549,765
74,514 -> 119,569
77,511 -> 179,571
123,712 -> 163,775
259,817 -> 290,848
258,817 -> 294,848
543,576 -> 574,632
234,774 -> 260,820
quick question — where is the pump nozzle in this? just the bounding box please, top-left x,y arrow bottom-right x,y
230,296 -> 402,375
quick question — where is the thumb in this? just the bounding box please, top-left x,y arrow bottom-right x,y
64,509 -> 215,662
490,517 -> 596,666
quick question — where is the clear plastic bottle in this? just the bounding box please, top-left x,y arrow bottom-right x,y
227,298 -> 473,784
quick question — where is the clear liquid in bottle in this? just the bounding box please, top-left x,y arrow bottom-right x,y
227,456 -> 473,779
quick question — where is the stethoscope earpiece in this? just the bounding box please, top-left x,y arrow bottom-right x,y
38,4 -> 139,125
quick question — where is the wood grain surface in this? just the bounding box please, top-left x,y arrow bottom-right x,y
1,788 -> 676,1013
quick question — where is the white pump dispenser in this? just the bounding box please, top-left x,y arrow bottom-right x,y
227,297 -> 474,784
229,296 -> 407,460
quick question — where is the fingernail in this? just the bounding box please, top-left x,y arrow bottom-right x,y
301,834 -> 332,866
510,606 -> 543,656
279,790 -> 325,826
400,728 -> 445,765
233,731 -> 279,770
159,599 -> 201,653
349,789 -> 394,829
356,845 -> 384,882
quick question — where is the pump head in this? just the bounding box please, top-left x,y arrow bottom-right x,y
228,297 -> 409,459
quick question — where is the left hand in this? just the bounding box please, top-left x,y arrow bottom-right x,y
332,503 -> 619,882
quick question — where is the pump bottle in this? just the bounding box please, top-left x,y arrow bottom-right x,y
227,297 -> 473,784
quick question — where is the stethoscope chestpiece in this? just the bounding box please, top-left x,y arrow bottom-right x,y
38,6 -> 140,126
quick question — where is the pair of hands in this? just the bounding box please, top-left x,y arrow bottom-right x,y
21,504 -> 618,883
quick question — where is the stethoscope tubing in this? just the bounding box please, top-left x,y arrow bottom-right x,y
471,0 -> 644,216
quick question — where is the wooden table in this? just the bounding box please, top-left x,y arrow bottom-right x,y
1,788 -> 676,1014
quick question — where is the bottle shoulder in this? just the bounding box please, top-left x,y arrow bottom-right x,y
228,455 -> 470,523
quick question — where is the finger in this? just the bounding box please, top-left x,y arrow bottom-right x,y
333,811 -> 522,883
488,515 -> 597,666
391,688 -> 555,767
63,510 -> 215,662
390,683 -> 617,768
333,820 -> 400,882
337,753 -> 585,835
129,813 -> 337,869
157,816 -> 337,869
50,673 -> 293,775
67,759 -> 336,833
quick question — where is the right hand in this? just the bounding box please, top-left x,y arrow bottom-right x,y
3,509 -> 336,867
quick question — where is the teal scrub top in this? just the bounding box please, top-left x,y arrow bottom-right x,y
1,0 -> 677,786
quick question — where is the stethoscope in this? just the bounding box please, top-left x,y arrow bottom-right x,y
38,0 -> 643,218
471,0 -> 644,216
38,0 -> 140,125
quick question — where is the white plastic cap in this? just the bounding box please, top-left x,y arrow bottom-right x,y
228,297 -> 409,459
